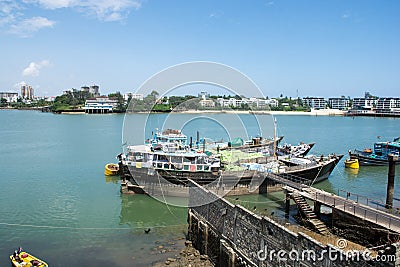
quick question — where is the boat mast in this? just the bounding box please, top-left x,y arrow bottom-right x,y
273,117 -> 277,157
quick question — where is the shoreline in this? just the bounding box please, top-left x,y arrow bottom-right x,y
0,107 -> 348,116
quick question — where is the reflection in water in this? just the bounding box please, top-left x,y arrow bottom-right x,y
120,194 -> 187,235
344,167 -> 359,176
105,175 -> 120,184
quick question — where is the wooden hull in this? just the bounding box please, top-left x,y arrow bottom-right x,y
283,155 -> 343,183
350,151 -> 400,166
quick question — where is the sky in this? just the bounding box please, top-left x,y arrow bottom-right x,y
0,0 -> 399,98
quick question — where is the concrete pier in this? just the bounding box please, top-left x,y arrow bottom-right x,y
188,180 -> 400,267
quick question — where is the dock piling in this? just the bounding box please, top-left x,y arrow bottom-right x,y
385,154 -> 398,209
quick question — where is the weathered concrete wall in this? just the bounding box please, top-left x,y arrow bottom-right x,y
188,181 -> 400,267
332,208 -> 400,247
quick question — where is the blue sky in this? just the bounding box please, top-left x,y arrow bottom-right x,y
1,0 -> 399,98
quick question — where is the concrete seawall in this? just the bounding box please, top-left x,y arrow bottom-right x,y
188,181 -> 400,267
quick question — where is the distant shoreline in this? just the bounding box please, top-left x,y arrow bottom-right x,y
0,107 -> 346,116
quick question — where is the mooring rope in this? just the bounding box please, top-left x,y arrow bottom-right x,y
0,222 -> 186,230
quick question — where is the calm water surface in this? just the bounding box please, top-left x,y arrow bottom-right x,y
0,110 -> 399,266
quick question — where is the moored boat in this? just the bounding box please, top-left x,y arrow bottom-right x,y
105,163 -> 120,176
344,158 -> 359,169
10,247 -> 48,267
349,137 -> 400,166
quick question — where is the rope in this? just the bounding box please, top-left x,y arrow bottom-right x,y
0,222 -> 186,230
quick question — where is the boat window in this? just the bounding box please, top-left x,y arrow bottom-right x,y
164,163 -> 169,169
183,157 -> 192,163
197,165 -> 203,171
157,163 -> 163,168
204,165 -> 209,171
183,165 -> 189,171
170,156 -> 182,163
197,157 -> 205,164
158,155 -> 168,162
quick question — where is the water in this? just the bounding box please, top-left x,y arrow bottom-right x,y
1,110 -> 399,266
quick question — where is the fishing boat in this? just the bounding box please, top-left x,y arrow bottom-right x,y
276,142 -> 315,157
219,136 -> 284,151
118,128 -> 342,195
104,163 -> 119,176
349,137 -> 400,166
269,154 -> 343,183
344,158 -> 359,169
10,247 -> 48,267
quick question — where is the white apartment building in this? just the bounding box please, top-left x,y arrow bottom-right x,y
84,97 -> 118,113
0,92 -> 18,103
328,97 -> 350,110
352,98 -> 377,109
376,98 -> 400,111
124,93 -> 144,101
303,97 -> 326,109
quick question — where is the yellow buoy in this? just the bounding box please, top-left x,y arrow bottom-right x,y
344,158 -> 359,169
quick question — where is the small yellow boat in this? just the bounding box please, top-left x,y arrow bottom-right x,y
344,158 -> 359,169
105,163 -> 119,176
10,248 -> 48,267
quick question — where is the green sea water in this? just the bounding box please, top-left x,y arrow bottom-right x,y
0,110 -> 399,266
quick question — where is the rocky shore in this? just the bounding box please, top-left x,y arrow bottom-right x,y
153,240 -> 213,267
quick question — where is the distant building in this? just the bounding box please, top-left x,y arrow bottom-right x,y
199,99 -> 215,108
81,86 -> 90,92
198,91 -> 210,99
217,98 -> 242,108
0,92 -> 18,103
303,97 -> 326,109
217,97 -> 277,109
328,97 -> 350,110
124,93 -> 144,101
352,97 -> 377,110
89,85 -> 100,96
21,84 -> 34,99
376,98 -> 400,112
84,97 -> 118,114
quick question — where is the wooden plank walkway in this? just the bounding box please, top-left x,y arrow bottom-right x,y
284,186 -> 400,233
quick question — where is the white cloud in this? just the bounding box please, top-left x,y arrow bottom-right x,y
25,0 -> 142,21
14,81 -> 27,89
22,60 -> 51,77
0,0 -> 22,26
9,16 -> 55,37
342,11 -> 351,19
23,0 -> 75,9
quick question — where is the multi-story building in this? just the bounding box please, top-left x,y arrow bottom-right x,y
124,93 -> 144,101
81,86 -> 90,92
302,97 -> 326,109
376,98 -> 400,112
216,97 -> 278,109
89,85 -> 100,97
199,99 -> 215,108
198,91 -> 210,99
84,97 -> 118,113
21,84 -> 34,99
0,92 -> 18,103
352,98 -> 377,109
328,97 -> 350,110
